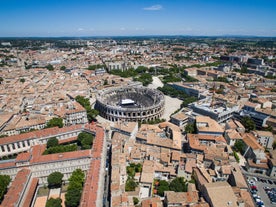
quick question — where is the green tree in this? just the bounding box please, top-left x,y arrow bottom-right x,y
65,188 -> 82,207
47,172 -> 64,188
20,78 -> 25,83
0,175 -> 11,202
69,169 -> 85,185
233,151 -> 240,163
185,122 -> 196,134
157,180 -> 170,196
241,66 -> 248,74
75,95 -> 99,122
273,140 -> 276,150
169,177 -> 187,192
43,144 -> 78,155
125,178 -> 137,191
47,137 -> 59,148
46,117 -> 64,128
87,109 -> 99,123
46,198 -> 62,207
46,64 -> 54,71
133,197 -> 139,205
77,132 -> 94,149
241,116 -> 256,132
126,166 -> 136,178
234,140 -> 246,153
60,65 -> 66,70
65,169 -> 85,207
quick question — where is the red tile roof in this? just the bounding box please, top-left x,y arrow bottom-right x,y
22,177 -> 39,207
80,126 -> 105,207
1,168 -> 31,207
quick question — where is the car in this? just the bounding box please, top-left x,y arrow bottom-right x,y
251,185 -> 257,190
255,198 -> 261,202
248,180 -> 255,185
268,180 -> 273,185
273,180 -> 276,185
251,190 -> 257,194
252,177 -> 258,181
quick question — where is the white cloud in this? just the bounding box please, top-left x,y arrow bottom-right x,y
120,27 -> 126,31
143,4 -> 162,11
77,28 -> 84,31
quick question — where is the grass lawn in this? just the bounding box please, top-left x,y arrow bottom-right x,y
61,183 -> 69,192
37,186 -> 50,197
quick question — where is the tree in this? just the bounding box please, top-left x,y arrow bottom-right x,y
273,140 -> 276,150
69,169 -> 85,185
87,109 -> 99,123
125,178 -> 137,191
0,77 -> 3,84
241,116 -> 256,132
77,132 -> 94,149
46,198 -> 62,207
65,188 -> 82,207
0,175 -> 11,202
75,95 -> 99,122
46,117 -> 64,128
65,169 -> 85,207
234,140 -> 246,153
60,65 -> 66,70
185,122 -> 196,134
169,177 -> 187,192
20,78 -> 25,83
47,172 -> 64,188
46,64 -> 54,71
233,151 -> 240,163
47,137 -> 59,148
157,180 -> 170,196
133,197 -> 139,205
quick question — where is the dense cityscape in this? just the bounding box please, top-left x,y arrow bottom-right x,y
1,2 -> 276,207
0,36 -> 275,207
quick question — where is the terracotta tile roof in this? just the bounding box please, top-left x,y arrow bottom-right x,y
0,160 -> 16,169
1,168 -> 31,207
165,191 -> 199,205
0,124 -> 86,145
242,133 -> 263,150
31,147 -> 91,164
80,126 -> 105,207
22,177 -> 39,207
15,152 -> 31,163
247,159 -> 269,169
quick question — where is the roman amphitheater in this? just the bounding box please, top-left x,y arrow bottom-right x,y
95,86 -> 165,122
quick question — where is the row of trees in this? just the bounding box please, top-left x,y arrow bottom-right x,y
0,175 -> 11,203
65,169 -> 85,207
46,117 -> 64,128
158,85 -> 198,107
44,137 -> 78,155
46,169 -> 85,207
125,163 -> 142,191
155,177 -> 188,196
75,95 -> 99,122
109,66 -> 153,86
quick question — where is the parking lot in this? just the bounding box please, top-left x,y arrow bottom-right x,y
247,176 -> 276,207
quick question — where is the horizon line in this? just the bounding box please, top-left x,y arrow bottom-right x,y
0,34 -> 276,39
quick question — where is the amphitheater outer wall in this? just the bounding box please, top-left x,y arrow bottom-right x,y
95,86 -> 165,122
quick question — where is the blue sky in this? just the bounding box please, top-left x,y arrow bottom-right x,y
1,0 -> 276,37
